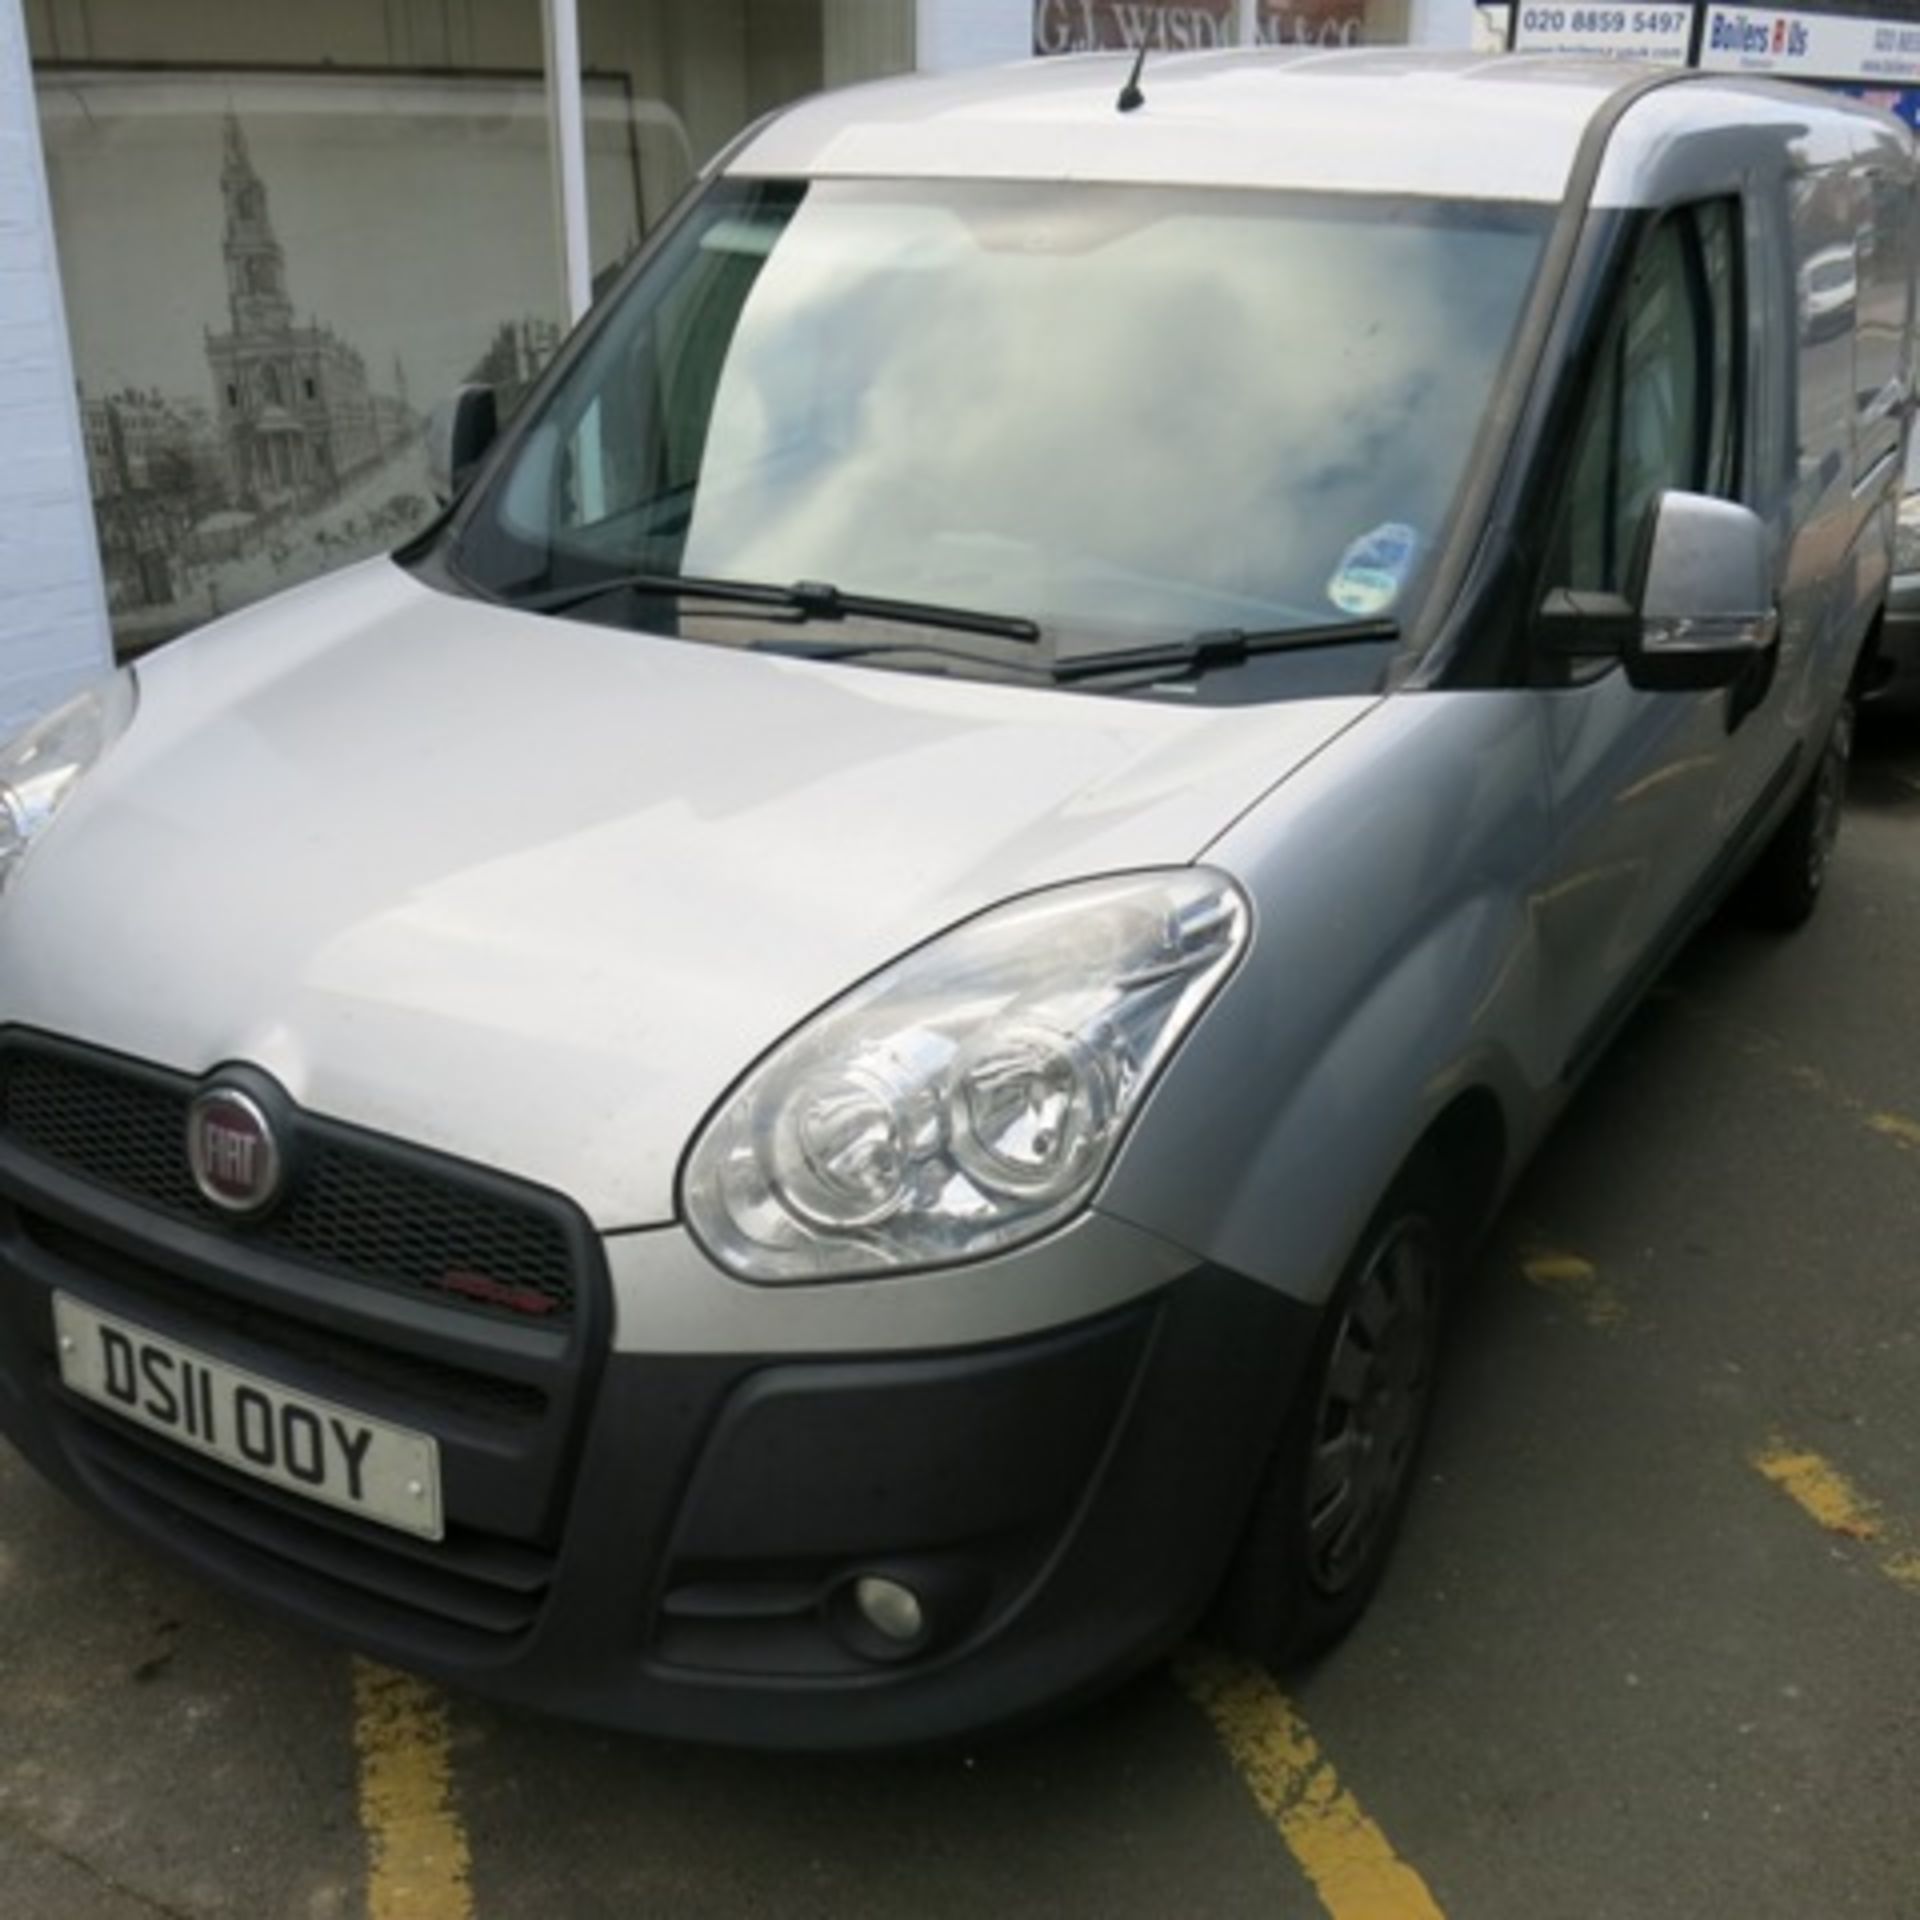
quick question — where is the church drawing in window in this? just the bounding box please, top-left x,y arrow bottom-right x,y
204,114 -> 397,509
44,71 -> 586,661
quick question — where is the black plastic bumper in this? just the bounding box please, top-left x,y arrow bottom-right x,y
0,1167 -> 1316,1750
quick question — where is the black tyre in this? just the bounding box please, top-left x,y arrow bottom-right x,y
1741,693 -> 1855,930
1213,1162 -> 1453,1670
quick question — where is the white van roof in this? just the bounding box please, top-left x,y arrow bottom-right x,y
725,49 -> 1885,208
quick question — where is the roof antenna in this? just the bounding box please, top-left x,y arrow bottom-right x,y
1117,39 -> 1150,113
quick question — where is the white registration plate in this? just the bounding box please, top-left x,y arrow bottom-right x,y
53,1294 -> 444,1541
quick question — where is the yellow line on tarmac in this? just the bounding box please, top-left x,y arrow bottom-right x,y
352,1661 -> 475,1920
1867,1111 -> 1920,1152
1655,993 -> 1920,1161
1176,1646 -> 1445,1920
1519,1246 -> 1628,1330
1753,1439 -> 1920,1594
1753,1440 -> 1883,1540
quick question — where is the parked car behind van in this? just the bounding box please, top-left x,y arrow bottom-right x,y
0,51 -> 1911,1749
1869,465 -> 1920,714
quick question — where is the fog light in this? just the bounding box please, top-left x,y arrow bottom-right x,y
852,1575 -> 925,1645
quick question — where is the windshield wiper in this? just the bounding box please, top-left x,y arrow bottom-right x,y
754,616 -> 1401,685
1049,618 -> 1401,684
745,634 -> 1050,677
512,570 -> 1041,643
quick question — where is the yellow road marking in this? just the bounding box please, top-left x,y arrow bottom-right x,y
1519,1247 -> 1628,1330
1752,1439 -> 1920,1595
1658,991 -> 1920,1160
1867,1111 -> 1920,1151
1752,1440 -> 1881,1539
353,1661 -> 474,1920
1176,1646 -> 1445,1920
1884,1552 -> 1920,1596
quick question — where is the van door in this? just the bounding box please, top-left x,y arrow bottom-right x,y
1528,198 -> 1787,1080
1735,146 -> 1911,863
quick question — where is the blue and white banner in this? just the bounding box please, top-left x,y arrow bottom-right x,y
1699,7 -> 1920,84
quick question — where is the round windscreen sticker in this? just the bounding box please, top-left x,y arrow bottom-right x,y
1327,522 -> 1420,617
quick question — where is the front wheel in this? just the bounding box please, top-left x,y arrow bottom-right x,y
1741,693 -> 1855,930
1213,1164 -> 1452,1670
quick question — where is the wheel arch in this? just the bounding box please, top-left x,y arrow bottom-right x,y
1409,1083 -> 1511,1254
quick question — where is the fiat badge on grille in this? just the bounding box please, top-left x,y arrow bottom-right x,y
187,1086 -> 282,1214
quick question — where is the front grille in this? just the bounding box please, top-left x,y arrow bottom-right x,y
22,1212 -> 549,1424
0,1039 -> 581,1326
2,1051 -> 196,1213
0,1031 -> 613,1656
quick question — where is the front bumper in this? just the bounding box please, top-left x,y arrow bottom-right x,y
0,1041 -> 1314,1750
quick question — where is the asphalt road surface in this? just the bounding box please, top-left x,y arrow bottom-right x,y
3,722 -> 1916,1920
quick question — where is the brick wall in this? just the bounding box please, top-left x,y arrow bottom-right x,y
0,0 -> 110,738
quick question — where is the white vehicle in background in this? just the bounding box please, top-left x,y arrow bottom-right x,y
0,51 -> 1911,1748
1871,453 -> 1920,714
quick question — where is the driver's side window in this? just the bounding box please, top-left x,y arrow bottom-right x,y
1550,201 -> 1742,595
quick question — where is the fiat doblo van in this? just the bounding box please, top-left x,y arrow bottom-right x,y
0,51 -> 1911,1748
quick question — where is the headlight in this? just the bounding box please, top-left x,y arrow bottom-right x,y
682,869 -> 1249,1282
0,671 -> 138,894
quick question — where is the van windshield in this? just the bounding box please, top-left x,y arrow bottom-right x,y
451,177 -> 1550,672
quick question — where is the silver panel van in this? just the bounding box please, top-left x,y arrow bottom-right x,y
0,51 -> 1911,1747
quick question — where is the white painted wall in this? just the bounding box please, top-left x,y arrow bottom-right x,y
0,0 -> 110,735
1407,0 -> 1472,48
916,0 -> 1029,70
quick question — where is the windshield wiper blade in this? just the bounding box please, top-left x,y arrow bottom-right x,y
515,570 -> 1041,643
520,569 -> 793,614
745,634 -> 1052,676
1050,618 -> 1401,684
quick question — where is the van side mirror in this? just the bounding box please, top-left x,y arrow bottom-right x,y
427,384 -> 500,506
1536,491 -> 1778,692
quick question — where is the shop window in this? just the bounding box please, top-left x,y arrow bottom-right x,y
579,1 -> 916,285
37,57 -> 561,644
32,0 -> 917,653
1031,2 -> 1376,53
